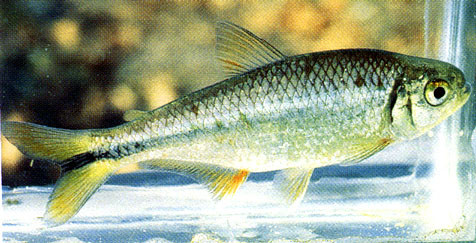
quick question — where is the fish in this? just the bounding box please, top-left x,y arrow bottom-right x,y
1,22 -> 471,226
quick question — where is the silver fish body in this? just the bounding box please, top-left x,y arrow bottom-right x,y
1,22 -> 471,226
104,50 -> 404,172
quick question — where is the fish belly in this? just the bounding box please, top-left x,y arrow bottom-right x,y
142,98 -> 389,172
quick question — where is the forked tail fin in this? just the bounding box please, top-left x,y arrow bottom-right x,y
1,121 -> 119,226
1,121 -> 92,161
44,158 -> 119,226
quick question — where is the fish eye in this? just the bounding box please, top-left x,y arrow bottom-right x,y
433,86 -> 446,99
424,79 -> 450,106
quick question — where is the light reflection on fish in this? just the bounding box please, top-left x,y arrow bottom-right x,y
1,22 -> 471,226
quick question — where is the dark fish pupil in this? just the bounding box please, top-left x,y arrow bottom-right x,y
434,87 -> 446,99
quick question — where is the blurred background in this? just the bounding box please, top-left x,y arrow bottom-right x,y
1,0 -> 424,187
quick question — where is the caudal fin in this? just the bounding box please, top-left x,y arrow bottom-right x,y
2,121 -> 119,226
44,159 -> 119,226
1,121 -> 91,161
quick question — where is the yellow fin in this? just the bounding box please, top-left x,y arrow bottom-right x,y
1,121 -> 91,161
123,109 -> 148,122
216,21 -> 285,78
139,159 -> 249,199
339,138 -> 393,166
273,168 -> 313,204
44,159 -> 119,226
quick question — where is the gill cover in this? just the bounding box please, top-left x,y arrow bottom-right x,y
390,59 -> 470,140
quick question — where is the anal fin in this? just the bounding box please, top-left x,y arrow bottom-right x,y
273,168 -> 313,204
139,160 -> 249,199
45,159 -> 119,226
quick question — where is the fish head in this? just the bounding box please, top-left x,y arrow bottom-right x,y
390,58 -> 471,140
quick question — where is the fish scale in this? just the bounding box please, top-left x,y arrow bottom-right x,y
1,21 -> 470,226
112,50 -> 401,172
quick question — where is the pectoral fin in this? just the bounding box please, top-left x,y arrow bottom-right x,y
139,160 -> 249,199
339,138 -> 393,166
273,168 -> 314,204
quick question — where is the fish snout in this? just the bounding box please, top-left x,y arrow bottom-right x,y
462,82 -> 472,96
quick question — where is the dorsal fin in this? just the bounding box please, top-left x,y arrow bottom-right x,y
216,21 -> 285,78
123,110 -> 148,122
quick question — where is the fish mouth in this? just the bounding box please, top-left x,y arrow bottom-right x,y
462,82 -> 472,95
459,82 -> 472,105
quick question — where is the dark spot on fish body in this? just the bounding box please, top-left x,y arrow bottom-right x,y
239,112 -> 252,129
380,137 -> 394,146
354,73 -> 365,87
215,120 -> 224,129
191,104 -> 199,116
303,58 -> 314,79
377,73 -> 384,88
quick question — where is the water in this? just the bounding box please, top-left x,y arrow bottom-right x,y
0,165 -> 437,242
